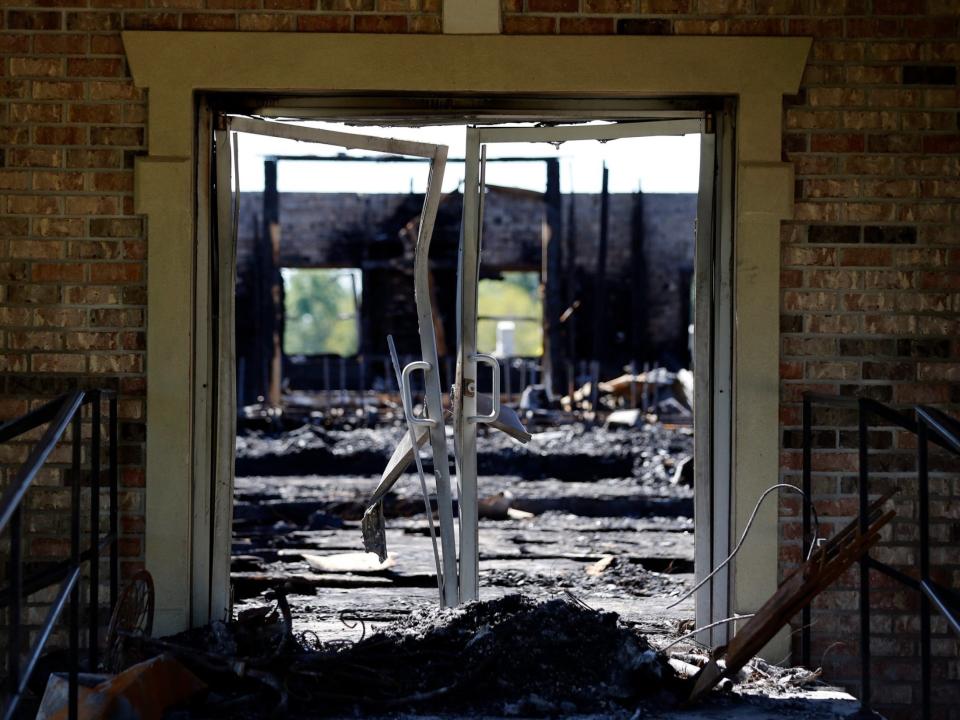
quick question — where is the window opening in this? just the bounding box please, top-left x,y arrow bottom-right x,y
282,268 -> 361,357
478,271 -> 543,358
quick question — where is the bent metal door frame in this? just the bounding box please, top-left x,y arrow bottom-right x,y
457,119 -> 726,634
202,115 -> 451,624
124,34 -> 808,655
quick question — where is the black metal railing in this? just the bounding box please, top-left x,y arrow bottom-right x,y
801,393 -> 960,720
0,390 -> 119,720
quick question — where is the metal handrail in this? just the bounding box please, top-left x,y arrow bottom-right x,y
801,392 -> 959,720
917,405 -> 960,456
0,390 -> 119,720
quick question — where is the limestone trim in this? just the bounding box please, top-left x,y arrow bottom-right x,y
123,32 -> 810,642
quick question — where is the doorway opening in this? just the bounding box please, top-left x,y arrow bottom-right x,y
202,99 -> 733,647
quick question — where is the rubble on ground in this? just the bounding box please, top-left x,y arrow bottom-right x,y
148,594 -> 687,717
130,593 -> 857,719
236,420 -> 693,483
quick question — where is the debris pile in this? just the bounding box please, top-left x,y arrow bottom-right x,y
153,594 -> 688,717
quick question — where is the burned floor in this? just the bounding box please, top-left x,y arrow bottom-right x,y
231,416 -> 697,641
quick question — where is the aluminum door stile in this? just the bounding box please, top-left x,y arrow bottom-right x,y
220,116 -> 459,608
209,127 -> 240,624
455,127 -> 483,601
710,108 -> 735,646
456,119 -> 705,603
191,102 -> 215,627
411,144 -> 460,608
693,128 -> 716,645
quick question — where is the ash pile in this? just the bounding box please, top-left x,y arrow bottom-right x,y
130,592 -> 848,720
155,594 -> 688,718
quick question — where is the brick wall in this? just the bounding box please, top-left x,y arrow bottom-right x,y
1,1 -> 958,715
497,2 -> 959,717
0,0 -> 439,656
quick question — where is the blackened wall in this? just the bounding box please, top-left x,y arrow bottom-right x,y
235,186 -> 696,391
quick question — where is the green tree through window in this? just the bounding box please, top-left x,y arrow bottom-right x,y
477,271 -> 542,357
282,268 -> 360,356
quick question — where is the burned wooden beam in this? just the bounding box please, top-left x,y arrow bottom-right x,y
542,157 -> 563,399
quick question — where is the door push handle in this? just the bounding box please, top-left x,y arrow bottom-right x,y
468,353 -> 500,424
401,360 -> 437,428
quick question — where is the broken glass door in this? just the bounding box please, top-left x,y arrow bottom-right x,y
210,117 -> 459,613
456,120 -> 709,608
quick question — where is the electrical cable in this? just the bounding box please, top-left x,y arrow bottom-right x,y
661,613 -> 756,651
667,483 -> 821,610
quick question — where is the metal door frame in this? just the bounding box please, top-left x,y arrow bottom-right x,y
459,116 -> 733,635
199,115 -> 453,622
198,108 -> 736,634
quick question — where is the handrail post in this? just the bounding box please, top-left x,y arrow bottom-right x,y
857,398 -> 872,714
918,418 -> 931,720
109,394 -> 119,611
69,410 -> 82,720
801,394 -> 812,669
8,508 -> 21,698
89,392 -> 101,670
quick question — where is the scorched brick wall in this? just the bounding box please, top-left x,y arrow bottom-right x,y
1,1 -> 958,716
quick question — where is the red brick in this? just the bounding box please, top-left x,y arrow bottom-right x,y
9,58 -> 63,78
811,133 -> 866,153
237,13 -> 298,30
90,126 -> 144,146
7,10 -> 62,30
354,14 -> 408,31
149,0 -> 205,6
408,15 -> 441,32
297,15 -> 353,32
207,0 -> 259,6
180,13 -> 238,29
65,11 -> 122,31
32,81 -> 85,100
33,34 -> 88,54
503,15 -> 557,33
583,0 -> 632,11
528,0 -> 578,10
31,263 -> 84,282
559,16 -> 615,32
90,34 -> 125,54
0,34 -> 32,53
92,171 -> 134,192
10,103 -> 63,124
638,0 -> 689,9
34,126 -> 88,146
67,104 -> 124,124
66,57 -> 125,77
7,195 -> 61,215
89,263 -> 142,283
31,354 -> 86,373
874,0 -> 916,13
33,218 -> 85,238
123,12 -> 181,29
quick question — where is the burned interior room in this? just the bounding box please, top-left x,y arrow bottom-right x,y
229,122 -> 702,641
